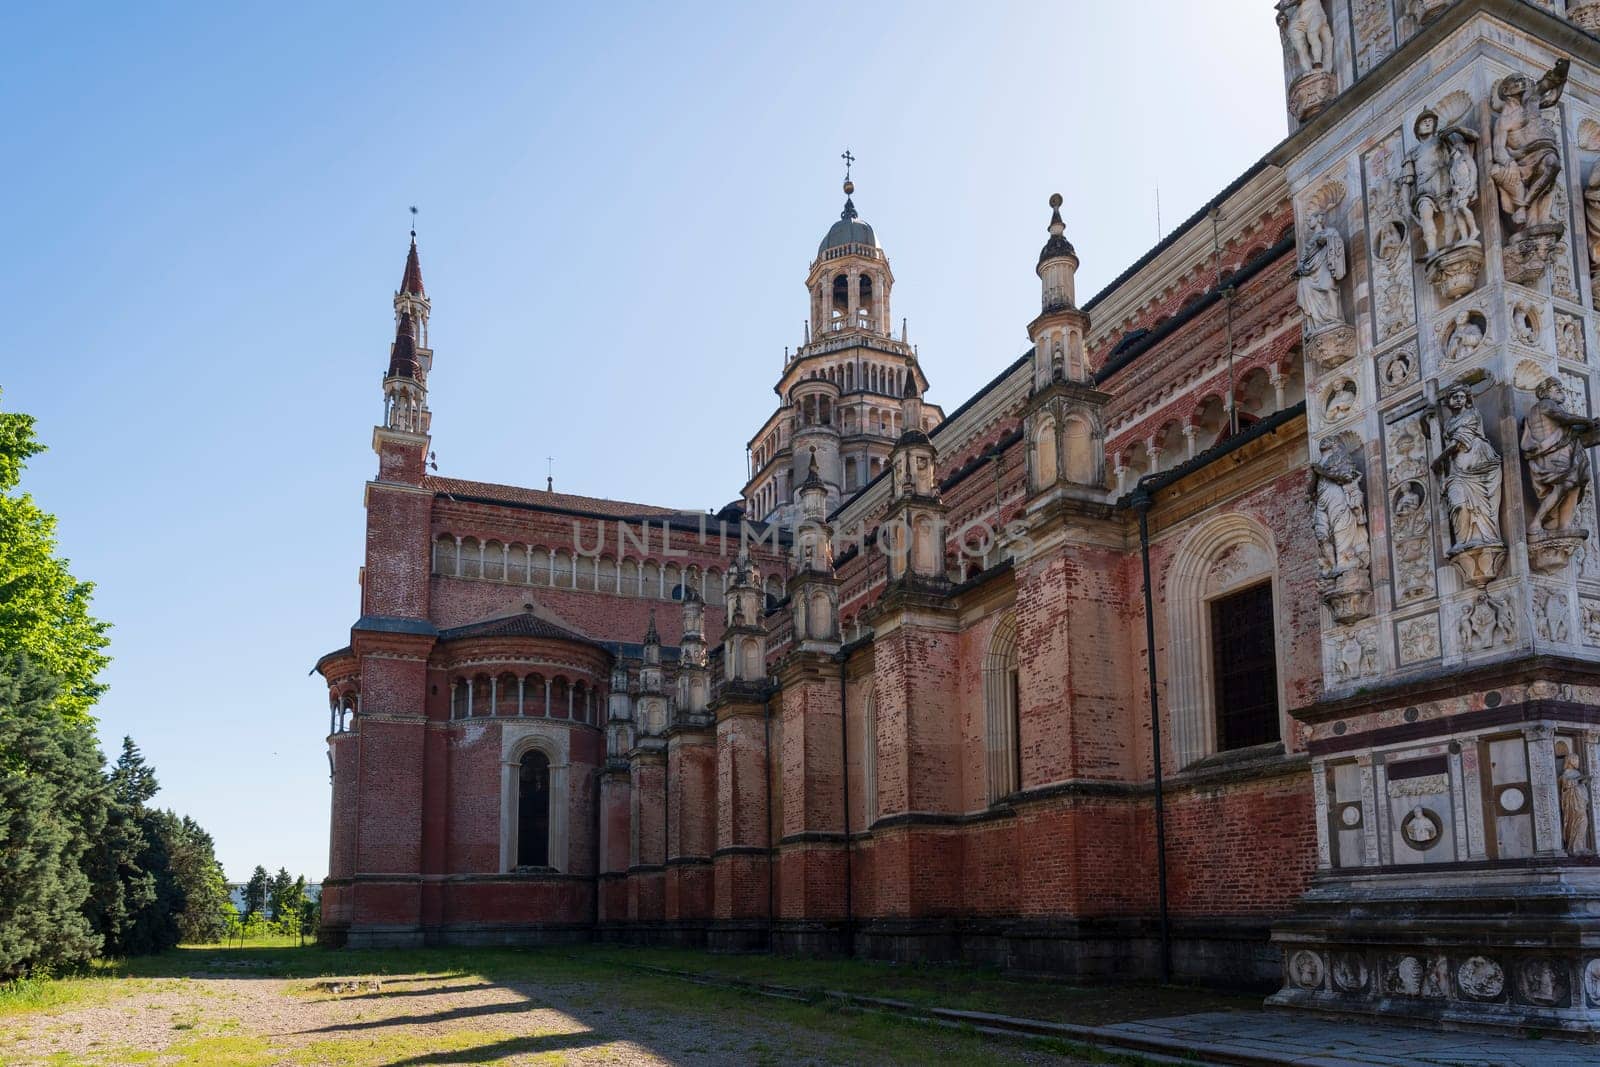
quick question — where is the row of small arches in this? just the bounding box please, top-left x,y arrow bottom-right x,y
433,536 -> 786,607
1116,362 -> 1305,480
449,673 -> 598,723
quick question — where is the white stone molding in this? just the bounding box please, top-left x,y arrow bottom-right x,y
1164,513 -> 1287,769
982,612 -> 1019,803
498,726 -> 571,874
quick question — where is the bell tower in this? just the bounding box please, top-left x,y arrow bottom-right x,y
742,155 -> 941,524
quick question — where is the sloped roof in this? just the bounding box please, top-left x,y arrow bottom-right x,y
425,475 -> 683,519
437,610 -> 596,645
400,238 -> 425,296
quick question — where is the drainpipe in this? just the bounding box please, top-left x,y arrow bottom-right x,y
764,692 -> 775,945
837,650 -> 854,952
1131,485 -> 1173,985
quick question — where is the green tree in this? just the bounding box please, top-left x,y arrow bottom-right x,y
0,653 -> 107,978
149,812 -> 230,944
0,395 -> 111,722
266,868 -> 294,923
243,866 -> 268,918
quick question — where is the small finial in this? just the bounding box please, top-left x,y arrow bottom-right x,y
841,148 -> 855,191
545,456 -> 554,492
1047,193 -> 1065,236
409,205 -> 418,240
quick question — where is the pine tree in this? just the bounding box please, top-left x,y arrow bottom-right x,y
243,866 -> 269,918
267,868 -> 294,922
0,653 -> 106,978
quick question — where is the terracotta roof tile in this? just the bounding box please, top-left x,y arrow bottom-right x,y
388,312 -> 420,379
438,611 -> 595,644
400,239 -> 425,297
424,475 -> 685,518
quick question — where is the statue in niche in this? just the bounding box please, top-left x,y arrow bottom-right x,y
1403,95 -> 1485,299
1558,741 -> 1592,856
1443,311 -> 1486,365
1522,376 -> 1598,572
1312,438 -> 1373,622
1277,0 -> 1333,77
1492,61 -> 1571,283
1523,376 -> 1597,532
1489,62 -> 1569,232
1295,207 -> 1347,333
1403,101 -> 1480,257
1431,379 -> 1505,584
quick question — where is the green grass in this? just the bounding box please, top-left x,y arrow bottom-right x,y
8,942 -> 1198,1066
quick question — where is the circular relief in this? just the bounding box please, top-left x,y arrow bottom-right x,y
1486,691 -> 1502,708
1401,806 -> 1444,851
1333,720 -> 1348,736
1339,803 -> 1363,828
1583,959 -> 1600,1006
1403,707 -> 1420,723
1458,956 -> 1505,1000
1332,953 -> 1369,993
1290,950 -> 1325,990
1498,786 -> 1527,815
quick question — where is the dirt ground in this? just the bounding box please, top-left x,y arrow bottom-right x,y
1,950 -> 1116,1066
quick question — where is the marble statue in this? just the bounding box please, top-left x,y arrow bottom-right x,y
1432,382 -> 1504,582
1276,0 -> 1333,76
1490,62 -> 1569,232
1584,162 -> 1600,285
1295,209 -> 1347,333
1312,439 -> 1371,581
1522,376 -> 1598,534
1402,103 -> 1480,257
1559,744 -> 1591,856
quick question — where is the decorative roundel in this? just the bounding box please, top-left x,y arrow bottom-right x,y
1290,950 -> 1326,990
1339,804 -> 1362,828
1457,955 -> 1505,1000
1498,785 -> 1527,815
1401,806 -> 1444,851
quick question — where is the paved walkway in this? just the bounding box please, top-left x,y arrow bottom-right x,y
1090,1011 -> 1600,1066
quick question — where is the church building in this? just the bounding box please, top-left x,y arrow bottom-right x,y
319,0 -> 1600,1033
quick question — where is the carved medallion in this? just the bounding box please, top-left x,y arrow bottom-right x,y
1290,950 -> 1326,990
1458,955 -> 1506,1000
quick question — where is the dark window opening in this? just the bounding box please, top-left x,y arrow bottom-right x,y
517,750 -> 551,867
1210,581 -> 1279,752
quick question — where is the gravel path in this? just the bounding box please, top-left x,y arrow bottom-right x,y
3,964 -> 1096,1065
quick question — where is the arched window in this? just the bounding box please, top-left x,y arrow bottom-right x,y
459,537 -> 482,579
483,540 -> 505,581
1165,514 -> 1285,767
508,544 -> 529,584
983,612 -> 1020,803
434,535 -> 457,575
517,750 -> 551,868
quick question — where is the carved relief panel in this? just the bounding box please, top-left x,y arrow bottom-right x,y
1383,408 -> 1438,605
1363,132 -> 1419,345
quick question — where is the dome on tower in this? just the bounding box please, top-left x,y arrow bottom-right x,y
818,186 -> 878,255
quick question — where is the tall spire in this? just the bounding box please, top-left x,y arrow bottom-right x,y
400,238 -> 425,298
388,312 -> 421,380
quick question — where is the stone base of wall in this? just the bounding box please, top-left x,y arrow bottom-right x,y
856,916 -> 1279,990
1269,867 -> 1600,1036
705,920 -> 771,953
343,925 -> 426,949
595,921 -> 712,948
423,922 -> 593,947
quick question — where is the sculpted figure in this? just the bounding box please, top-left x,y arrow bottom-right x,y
1276,0 -> 1333,76
1295,209 -> 1347,332
1489,62 -> 1569,231
1403,106 -> 1480,256
1559,745 -> 1591,856
1584,163 -> 1600,279
1522,376 -> 1598,533
1311,439 -> 1371,580
1432,384 -> 1504,553
1444,312 -> 1485,364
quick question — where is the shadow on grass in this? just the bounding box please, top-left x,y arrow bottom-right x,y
306,997 -> 536,1034
384,1030 -> 605,1066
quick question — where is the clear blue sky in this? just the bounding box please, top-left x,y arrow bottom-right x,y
2,3 -> 1285,881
